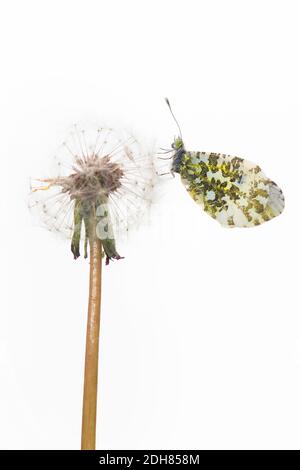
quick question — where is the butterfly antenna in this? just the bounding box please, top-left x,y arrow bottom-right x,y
165,98 -> 183,139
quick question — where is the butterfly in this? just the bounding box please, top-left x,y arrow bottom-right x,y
162,99 -> 284,227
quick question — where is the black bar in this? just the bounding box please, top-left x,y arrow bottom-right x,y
0,449 -> 298,466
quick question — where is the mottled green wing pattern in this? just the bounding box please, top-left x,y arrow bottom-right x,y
179,151 -> 284,227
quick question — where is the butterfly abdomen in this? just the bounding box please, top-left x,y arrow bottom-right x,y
178,151 -> 284,228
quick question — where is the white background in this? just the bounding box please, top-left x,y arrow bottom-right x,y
0,0 -> 300,450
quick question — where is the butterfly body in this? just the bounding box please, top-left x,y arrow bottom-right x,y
170,137 -> 284,228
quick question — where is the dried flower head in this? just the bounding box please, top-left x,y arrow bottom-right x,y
29,125 -> 156,263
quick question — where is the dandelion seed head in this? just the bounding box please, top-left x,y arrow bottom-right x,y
29,124 -> 158,244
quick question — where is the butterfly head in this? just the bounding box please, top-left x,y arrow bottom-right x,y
171,136 -> 184,150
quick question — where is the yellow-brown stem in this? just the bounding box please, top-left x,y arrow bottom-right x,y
81,233 -> 102,450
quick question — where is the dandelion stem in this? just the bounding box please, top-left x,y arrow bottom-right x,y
81,225 -> 102,450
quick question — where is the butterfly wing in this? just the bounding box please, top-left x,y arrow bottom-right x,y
179,151 -> 284,227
